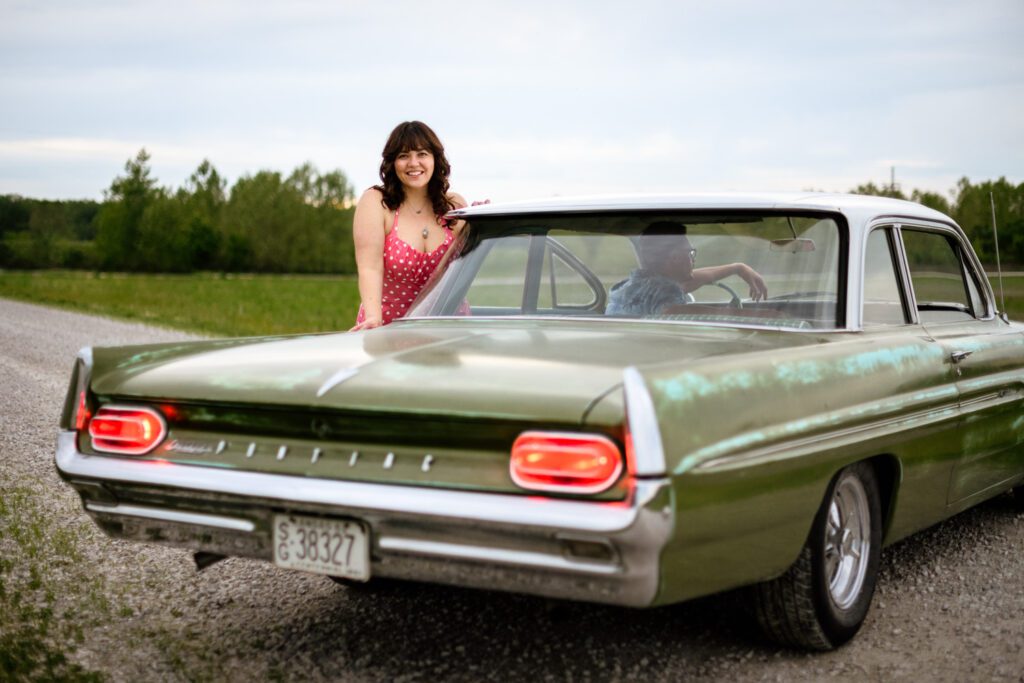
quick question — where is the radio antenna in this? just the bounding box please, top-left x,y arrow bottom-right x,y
990,191 -> 1006,319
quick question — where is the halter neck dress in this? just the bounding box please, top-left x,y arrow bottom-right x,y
356,208 -> 455,326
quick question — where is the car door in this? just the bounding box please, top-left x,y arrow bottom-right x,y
897,224 -> 1024,506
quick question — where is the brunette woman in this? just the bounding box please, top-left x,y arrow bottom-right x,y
351,121 -> 467,330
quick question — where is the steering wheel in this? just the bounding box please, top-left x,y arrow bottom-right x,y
712,282 -> 742,308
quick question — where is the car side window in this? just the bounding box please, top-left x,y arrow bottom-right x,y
537,237 -> 602,311
863,228 -> 908,326
469,235 -> 530,312
901,228 -> 985,322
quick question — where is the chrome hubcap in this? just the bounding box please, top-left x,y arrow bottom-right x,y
824,475 -> 870,610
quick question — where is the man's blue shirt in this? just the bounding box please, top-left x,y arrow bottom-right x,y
606,269 -> 688,316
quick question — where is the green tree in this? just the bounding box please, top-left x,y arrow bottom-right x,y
221,164 -> 356,273
0,195 -> 31,235
95,149 -> 158,270
953,177 -> 1024,267
910,190 -> 952,215
178,159 -> 226,270
850,182 -> 907,200
222,170 -> 301,272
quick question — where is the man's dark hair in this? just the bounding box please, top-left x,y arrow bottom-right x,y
638,221 -> 688,269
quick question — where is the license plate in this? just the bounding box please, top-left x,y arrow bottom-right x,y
272,513 -> 370,581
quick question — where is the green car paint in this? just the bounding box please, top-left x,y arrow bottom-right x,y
81,315 -> 1024,605
57,197 -> 1024,624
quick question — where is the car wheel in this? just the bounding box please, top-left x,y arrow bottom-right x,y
328,575 -> 375,590
751,461 -> 882,650
1011,484 -> 1024,510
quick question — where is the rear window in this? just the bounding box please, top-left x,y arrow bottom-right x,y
407,212 -> 844,330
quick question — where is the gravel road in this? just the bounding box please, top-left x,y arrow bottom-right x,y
2,296 -> 1023,682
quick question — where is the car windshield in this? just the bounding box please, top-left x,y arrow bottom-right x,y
406,212 -> 844,330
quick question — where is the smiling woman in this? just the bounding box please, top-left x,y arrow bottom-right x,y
351,121 -> 469,331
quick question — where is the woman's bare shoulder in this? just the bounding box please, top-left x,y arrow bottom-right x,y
356,188 -> 389,217
359,187 -> 386,206
354,188 -> 391,236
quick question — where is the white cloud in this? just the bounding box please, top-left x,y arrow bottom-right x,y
1,0 -> 1021,201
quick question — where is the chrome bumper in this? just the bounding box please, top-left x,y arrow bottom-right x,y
55,431 -> 675,607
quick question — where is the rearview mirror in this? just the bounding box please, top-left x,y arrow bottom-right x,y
770,238 -> 816,253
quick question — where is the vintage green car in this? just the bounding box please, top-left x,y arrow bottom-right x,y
57,193 -> 1024,650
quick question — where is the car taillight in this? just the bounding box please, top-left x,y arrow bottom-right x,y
74,390 -> 92,431
510,431 -> 624,494
88,406 -> 167,455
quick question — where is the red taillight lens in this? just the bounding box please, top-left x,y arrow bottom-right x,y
88,406 -> 167,455
74,390 -> 92,431
510,431 -> 624,494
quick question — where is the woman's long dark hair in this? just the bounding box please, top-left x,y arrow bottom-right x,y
374,121 -> 453,217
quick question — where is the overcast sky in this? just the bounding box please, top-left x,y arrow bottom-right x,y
1,0 -> 1021,203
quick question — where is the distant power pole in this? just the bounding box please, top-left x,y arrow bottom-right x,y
889,166 -> 901,195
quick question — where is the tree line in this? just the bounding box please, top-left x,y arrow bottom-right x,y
1,149 -> 1022,272
849,179 -> 1024,269
0,150 -> 357,273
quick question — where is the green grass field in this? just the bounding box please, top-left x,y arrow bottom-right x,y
0,271 -> 362,337
2,269 -> 1023,337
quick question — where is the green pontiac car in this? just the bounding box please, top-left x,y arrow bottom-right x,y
57,193 -> 1024,650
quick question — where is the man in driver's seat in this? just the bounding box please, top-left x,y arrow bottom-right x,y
606,222 -> 768,316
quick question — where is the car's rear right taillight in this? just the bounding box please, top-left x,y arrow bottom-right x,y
510,431 -> 624,494
88,406 -> 167,455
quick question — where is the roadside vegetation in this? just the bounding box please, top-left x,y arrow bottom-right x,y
1,149 -> 1023,277
1,148 -> 1022,334
0,271 -> 361,337
0,488 -> 106,682
0,151 -> 357,275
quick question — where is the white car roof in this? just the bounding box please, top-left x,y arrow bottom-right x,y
449,192 -> 955,226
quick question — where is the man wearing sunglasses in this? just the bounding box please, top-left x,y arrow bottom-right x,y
606,221 -> 767,316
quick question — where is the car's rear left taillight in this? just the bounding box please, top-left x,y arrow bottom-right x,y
510,431 -> 624,494
88,406 -> 167,455
74,390 -> 92,431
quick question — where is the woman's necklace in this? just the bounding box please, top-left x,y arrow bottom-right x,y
411,200 -> 431,239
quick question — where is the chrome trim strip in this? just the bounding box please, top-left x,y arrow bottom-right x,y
378,536 -> 621,575
78,345 -> 94,370
400,314 -> 840,333
316,367 -> 359,398
56,431 -> 664,533
959,391 -> 1020,412
622,367 -> 667,476
690,394 -> 961,473
85,502 -> 255,532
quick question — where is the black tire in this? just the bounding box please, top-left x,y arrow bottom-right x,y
751,461 -> 882,650
328,575 -> 399,592
1011,484 -> 1024,511
328,575 -> 376,591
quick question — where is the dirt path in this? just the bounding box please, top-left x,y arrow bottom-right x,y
1,297 -> 1022,682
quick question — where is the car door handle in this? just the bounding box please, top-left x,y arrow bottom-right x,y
950,350 -> 973,364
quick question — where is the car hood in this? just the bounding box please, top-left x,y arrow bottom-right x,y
89,319 -> 823,425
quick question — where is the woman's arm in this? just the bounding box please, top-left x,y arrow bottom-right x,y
447,192 -> 468,234
350,189 -> 388,330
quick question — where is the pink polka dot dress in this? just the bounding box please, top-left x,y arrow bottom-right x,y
356,209 -> 455,326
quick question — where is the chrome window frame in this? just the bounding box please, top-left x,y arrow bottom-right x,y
892,221 -> 995,324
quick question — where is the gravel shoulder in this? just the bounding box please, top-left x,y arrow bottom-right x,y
1,297 -> 1023,682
